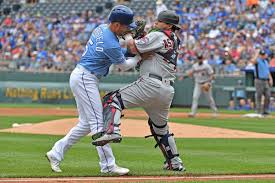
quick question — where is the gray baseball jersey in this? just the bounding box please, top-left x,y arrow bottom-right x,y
136,31 -> 177,81
190,62 -> 213,84
189,62 -> 217,116
119,30 -> 177,127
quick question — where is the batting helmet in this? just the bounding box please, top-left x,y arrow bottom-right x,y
108,5 -> 137,29
157,10 -> 181,30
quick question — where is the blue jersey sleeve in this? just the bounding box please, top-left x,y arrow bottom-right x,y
104,47 -> 126,64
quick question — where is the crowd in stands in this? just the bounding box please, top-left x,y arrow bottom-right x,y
0,9 -> 105,72
0,0 -> 274,74
172,0 -> 274,76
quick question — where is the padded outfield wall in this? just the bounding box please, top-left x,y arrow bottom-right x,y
0,71 -> 250,107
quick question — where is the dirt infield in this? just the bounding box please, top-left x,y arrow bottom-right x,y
1,107 -> 274,138
2,118 -> 275,138
2,174 -> 275,182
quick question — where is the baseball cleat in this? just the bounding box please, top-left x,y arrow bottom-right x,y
108,165 -> 129,175
163,157 -> 186,171
163,162 -> 186,171
45,151 -> 62,173
187,113 -> 195,118
92,133 -> 122,146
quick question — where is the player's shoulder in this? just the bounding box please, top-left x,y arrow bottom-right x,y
100,24 -> 120,49
146,31 -> 164,39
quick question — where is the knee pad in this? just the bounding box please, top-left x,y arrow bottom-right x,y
146,118 -> 183,170
102,90 -> 125,134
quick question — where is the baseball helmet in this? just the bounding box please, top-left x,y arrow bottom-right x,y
108,5 -> 137,29
157,10 -> 181,30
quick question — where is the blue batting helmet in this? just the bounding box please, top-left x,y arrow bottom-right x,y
108,5 -> 137,29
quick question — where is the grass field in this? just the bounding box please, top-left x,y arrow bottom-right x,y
1,133 -> 275,177
1,103 -> 275,182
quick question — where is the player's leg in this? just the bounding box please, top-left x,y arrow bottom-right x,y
145,107 -> 185,171
48,67 -> 120,173
190,83 -> 201,116
255,80 -> 264,114
92,77 -> 162,146
76,70 -> 125,173
263,82 -> 271,114
144,84 -> 185,171
205,87 -> 218,114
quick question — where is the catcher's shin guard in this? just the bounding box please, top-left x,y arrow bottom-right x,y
92,90 -> 124,146
146,118 -> 184,171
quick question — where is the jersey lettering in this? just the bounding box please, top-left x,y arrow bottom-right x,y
163,39 -> 173,49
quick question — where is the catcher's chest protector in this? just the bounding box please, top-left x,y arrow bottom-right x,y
156,30 -> 179,66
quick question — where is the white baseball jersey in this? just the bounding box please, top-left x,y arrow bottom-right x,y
190,62 -> 214,84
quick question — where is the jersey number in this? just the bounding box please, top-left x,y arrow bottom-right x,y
163,39 -> 173,49
82,39 -> 94,57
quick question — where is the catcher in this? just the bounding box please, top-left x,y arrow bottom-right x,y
92,10 -> 185,171
187,52 -> 218,117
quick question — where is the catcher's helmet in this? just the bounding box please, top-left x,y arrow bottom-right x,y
108,5 -> 137,29
157,10 -> 181,30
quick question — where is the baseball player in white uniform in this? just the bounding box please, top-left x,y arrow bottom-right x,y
45,5 -> 143,175
188,53 -> 218,117
92,10 -> 185,171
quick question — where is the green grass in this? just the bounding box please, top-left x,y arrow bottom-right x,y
170,117 -> 275,134
0,133 -> 275,178
0,116 -> 74,129
1,102 -> 270,115
0,102 -> 75,108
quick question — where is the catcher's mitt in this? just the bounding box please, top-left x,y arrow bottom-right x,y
131,20 -> 146,39
201,82 -> 211,92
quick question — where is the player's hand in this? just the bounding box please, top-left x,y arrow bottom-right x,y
131,20 -> 146,39
269,79 -> 273,87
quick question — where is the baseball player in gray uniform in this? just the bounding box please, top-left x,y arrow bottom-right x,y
188,53 -> 218,117
92,10 -> 185,171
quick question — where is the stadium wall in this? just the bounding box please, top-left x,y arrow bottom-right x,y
0,71 -> 250,107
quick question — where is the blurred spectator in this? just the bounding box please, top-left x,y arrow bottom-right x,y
270,54 -> 275,67
156,0 -> 167,16
0,0 -> 274,75
223,59 -> 239,75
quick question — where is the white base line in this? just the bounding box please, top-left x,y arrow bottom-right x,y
2,174 -> 275,182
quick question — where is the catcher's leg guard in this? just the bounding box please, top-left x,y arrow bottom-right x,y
92,90 -> 124,146
146,118 -> 185,171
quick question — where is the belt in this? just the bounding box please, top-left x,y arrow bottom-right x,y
256,78 -> 269,81
148,73 -> 174,86
77,65 -> 102,79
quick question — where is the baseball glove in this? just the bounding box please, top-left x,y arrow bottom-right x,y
201,82 -> 211,92
131,20 -> 146,39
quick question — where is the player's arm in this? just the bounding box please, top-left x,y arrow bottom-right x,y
250,49 -> 260,65
206,65 -> 215,83
269,73 -> 273,87
105,47 -> 141,71
125,32 -> 163,55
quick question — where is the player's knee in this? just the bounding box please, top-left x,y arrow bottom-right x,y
102,90 -> 125,134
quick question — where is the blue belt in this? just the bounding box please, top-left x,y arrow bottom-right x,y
77,65 -> 102,79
